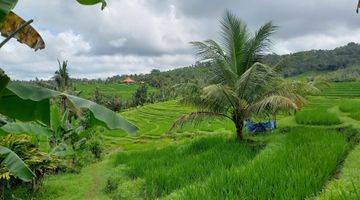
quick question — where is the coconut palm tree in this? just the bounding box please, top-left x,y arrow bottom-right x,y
53,60 -> 70,92
172,10 -> 313,140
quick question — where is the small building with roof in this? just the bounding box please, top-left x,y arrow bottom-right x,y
122,76 -> 136,84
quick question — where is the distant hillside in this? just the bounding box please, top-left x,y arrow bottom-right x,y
104,62 -> 215,89
264,42 -> 360,77
85,43 -> 360,88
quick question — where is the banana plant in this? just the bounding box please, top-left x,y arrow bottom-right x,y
0,0 -> 135,183
0,145 -> 35,182
0,0 -> 106,50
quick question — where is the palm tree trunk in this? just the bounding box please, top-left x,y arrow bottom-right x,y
233,115 -> 244,141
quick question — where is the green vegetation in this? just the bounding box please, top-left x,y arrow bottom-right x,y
1,2 -> 360,199
4,95 -> 358,199
339,99 -> 360,113
349,112 -> 360,121
171,128 -> 348,200
174,11 -> 313,140
76,83 -> 157,101
114,136 -> 261,199
295,108 -> 342,125
321,82 -> 360,97
0,2 -> 137,196
265,42 -> 360,77
317,145 -> 360,200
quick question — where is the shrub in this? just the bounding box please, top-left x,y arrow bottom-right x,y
87,139 -> 102,159
0,135 -> 58,192
103,178 -> 118,194
295,108 -> 342,125
132,85 -> 148,106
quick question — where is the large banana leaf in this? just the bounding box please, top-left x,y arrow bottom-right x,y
77,0 -> 107,10
0,68 -> 9,97
0,11 -> 45,50
0,145 -> 35,182
0,122 -> 52,137
0,0 -> 17,23
0,0 -> 105,22
0,82 -> 137,134
0,0 -> 105,51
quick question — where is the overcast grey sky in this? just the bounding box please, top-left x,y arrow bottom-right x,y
1,0 -> 360,80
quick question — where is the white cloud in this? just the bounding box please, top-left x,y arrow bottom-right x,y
274,28 -> 360,54
1,0 -> 359,80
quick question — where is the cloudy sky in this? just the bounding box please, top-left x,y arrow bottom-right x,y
1,0 -> 360,80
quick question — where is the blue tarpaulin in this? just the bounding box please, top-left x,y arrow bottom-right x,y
246,120 -> 276,134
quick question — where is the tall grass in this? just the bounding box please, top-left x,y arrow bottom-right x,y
170,127 -> 349,200
114,136 -> 261,199
295,108 -> 342,125
317,145 -> 360,200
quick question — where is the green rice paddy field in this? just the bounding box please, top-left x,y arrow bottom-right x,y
25,82 -> 360,199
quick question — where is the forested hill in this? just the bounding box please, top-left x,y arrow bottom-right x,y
100,42 -> 360,87
264,42 -> 360,77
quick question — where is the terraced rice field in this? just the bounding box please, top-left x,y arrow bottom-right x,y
33,82 -> 360,200
102,100 -> 234,151
321,82 -> 360,97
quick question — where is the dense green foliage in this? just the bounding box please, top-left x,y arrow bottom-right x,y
76,83 -> 157,101
265,42 -> 360,77
0,135 -> 57,190
174,11 -> 309,140
316,66 -> 360,82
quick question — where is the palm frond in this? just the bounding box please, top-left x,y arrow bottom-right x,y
169,111 -> 231,132
311,79 -> 331,91
242,21 -> 277,71
249,95 -> 298,117
201,84 -> 238,113
190,40 -> 225,61
220,10 -> 249,75
287,80 -> 321,95
255,80 -> 311,109
237,63 -> 280,102
173,83 -> 203,106
209,62 -> 238,86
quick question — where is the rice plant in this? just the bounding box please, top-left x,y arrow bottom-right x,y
349,112 -> 360,121
171,127 -> 349,200
317,145 -> 360,200
295,108 -> 342,125
339,99 -> 360,113
114,136 -> 262,199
